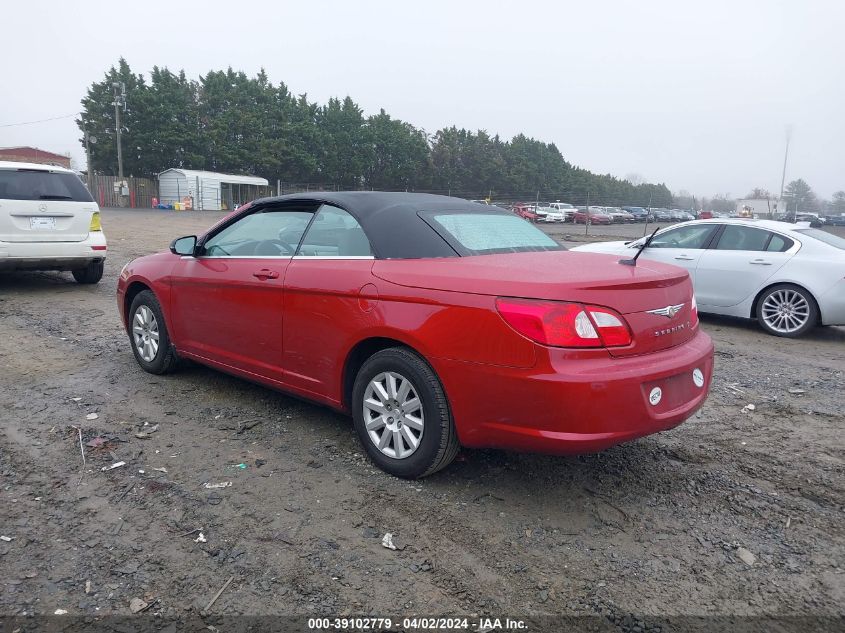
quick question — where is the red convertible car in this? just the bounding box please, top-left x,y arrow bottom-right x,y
118,193 -> 713,478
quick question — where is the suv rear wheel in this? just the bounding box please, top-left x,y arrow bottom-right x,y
72,260 -> 104,284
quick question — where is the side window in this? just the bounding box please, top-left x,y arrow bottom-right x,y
715,225 -> 770,252
767,233 -> 794,252
203,210 -> 313,256
649,224 -> 716,249
296,204 -> 373,257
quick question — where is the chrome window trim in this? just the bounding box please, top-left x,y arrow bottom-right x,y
181,255 -> 294,260
292,255 -> 375,260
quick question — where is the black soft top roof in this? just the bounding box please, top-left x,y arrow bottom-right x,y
252,191 -> 509,259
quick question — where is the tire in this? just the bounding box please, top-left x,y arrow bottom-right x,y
755,284 -> 818,338
128,290 -> 179,374
72,260 -> 104,284
351,347 -> 459,478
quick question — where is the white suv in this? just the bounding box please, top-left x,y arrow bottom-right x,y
0,161 -> 106,283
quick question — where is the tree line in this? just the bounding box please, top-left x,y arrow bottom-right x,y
77,59 -> 672,207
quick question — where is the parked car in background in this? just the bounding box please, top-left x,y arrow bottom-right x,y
540,208 -> 567,223
0,160 -> 107,283
650,208 -> 673,222
512,203 -> 539,222
117,192 -> 713,478
795,213 -> 825,228
622,206 -> 651,222
533,204 -> 554,219
573,209 -> 613,225
549,202 -> 577,221
605,208 -> 636,223
572,218 -> 845,337
823,215 -> 845,226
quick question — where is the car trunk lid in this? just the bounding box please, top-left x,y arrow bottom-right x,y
373,250 -> 697,357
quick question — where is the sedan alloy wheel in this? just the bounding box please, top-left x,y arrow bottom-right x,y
133,305 -> 160,362
363,371 -> 424,459
757,284 -> 817,337
128,290 -> 179,375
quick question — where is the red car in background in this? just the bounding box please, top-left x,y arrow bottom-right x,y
511,202 -> 539,222
117,193 -> 714,478
573,209 -> 613,225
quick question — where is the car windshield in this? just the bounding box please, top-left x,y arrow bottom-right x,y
428,212 -> 563,255
794,228 -> 845,251
0,169 -> 94,202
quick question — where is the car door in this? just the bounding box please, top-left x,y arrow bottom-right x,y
695,225 -> 797,307
169,204 -> 315,378
639,223 -> 720,281
282,204 -> 376,402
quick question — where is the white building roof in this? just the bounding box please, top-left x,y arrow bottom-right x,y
158,168 -> 268,186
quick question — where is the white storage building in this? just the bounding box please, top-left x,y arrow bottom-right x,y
157,168 -> 270,211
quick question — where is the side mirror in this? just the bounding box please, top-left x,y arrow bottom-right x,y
170,235 -> 197,256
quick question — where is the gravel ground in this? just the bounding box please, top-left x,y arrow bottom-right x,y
0,208 -> 842,629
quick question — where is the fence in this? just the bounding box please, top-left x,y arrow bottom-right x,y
84,174 -> 665,213
85,175 -> 159,209
274,182 -> 665,209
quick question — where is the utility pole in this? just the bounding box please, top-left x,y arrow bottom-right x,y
778,126 -> 792,215
111,82 -> 126,179
83,129 -> 93,179
584,191 -> 590,236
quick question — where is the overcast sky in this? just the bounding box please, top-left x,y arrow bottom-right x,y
2,0 -> 843,198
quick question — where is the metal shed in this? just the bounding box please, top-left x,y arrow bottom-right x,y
157,168 -> 270,211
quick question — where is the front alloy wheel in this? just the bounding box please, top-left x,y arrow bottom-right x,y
128,290 -> 179,374
133,305 -> 160,362
756,284 -> 818,338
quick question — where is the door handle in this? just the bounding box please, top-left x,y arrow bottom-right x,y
252,269 -> 280,280
749,259 -> 772,265
674,255 -> 695,261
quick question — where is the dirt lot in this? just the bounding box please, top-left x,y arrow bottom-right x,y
1,209 -> 843,629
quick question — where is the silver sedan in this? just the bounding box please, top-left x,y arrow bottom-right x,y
572,219 -> 845,337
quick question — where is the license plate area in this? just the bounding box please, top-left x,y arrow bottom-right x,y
643,369 -> 702,413
29,217 -> 56,230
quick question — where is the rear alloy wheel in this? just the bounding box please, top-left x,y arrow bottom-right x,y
72,260 -> 104,284
352,347 -> 459,478
128,290 -> 179,374
756,284 -> 818,338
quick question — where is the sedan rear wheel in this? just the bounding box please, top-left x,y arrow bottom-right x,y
363,371 -> 425,460
756,284 -> 818,338
352,347 -> 459,478
128,290 -> 179,374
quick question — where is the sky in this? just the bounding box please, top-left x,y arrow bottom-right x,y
1,0 -> 843,199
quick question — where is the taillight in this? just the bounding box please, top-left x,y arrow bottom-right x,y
691,295 -> 699,326
89,212 -> 102,232
496,298 -> 632,348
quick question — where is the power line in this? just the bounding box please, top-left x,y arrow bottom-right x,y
0,113 -> 80,128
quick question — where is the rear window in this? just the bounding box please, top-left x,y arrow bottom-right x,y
794,228 -> 845,251
0,169 -> 94,202
427,212 -> 562,255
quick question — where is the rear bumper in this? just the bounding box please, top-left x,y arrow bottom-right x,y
0,233 -> 107,271
437,329 -> 714,455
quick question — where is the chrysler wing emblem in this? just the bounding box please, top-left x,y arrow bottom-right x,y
647,303 -> 685,319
